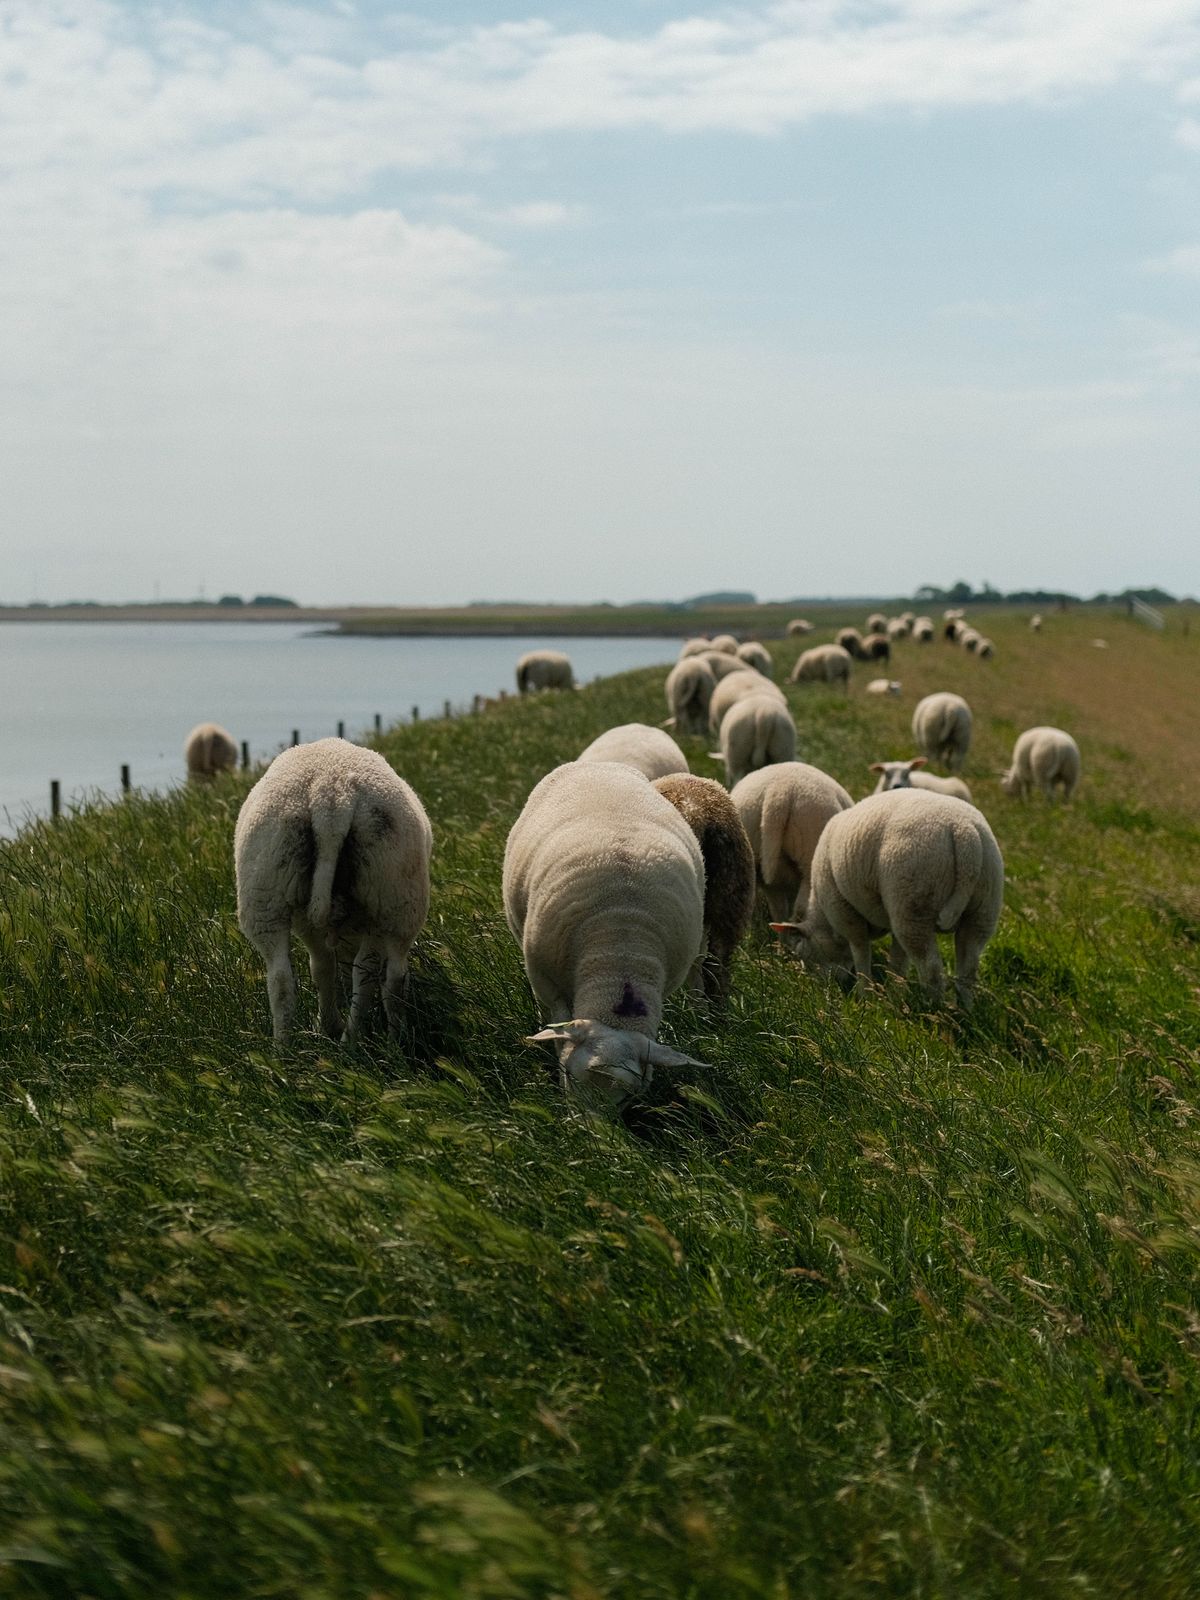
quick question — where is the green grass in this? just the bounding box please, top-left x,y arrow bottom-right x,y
1,613 -> 1199,1597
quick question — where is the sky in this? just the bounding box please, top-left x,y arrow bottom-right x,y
3,0 -> 1200,606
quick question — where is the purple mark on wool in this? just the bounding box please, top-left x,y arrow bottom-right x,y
613,982 -> 648,1019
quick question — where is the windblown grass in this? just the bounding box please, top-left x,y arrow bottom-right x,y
1,610 -> 1198,1597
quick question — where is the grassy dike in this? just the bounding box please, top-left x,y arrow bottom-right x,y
1,613 -> 1198,1597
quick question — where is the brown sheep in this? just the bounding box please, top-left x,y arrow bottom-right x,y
652,774 -> 755,1002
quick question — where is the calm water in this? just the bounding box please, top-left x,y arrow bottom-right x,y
1,623 -> 680,833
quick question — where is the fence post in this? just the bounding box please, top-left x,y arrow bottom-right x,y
337,720 -> 345,739
292,729 -> 300,747
411,705 -> 420,722
473,694 -> 482,714
50,780 -> 61,820
241,741 -> 250,770
120,765 -> 131,794
443,700 -> 452,719
374,713 -> 382,734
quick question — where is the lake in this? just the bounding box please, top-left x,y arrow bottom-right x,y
0,623 -> 681,833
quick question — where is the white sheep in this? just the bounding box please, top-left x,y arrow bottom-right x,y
503,760 -> 709,1106
185,722 -> 238,781
789,644 -> 853,689
865,679 -> 902,696
234,739 -> 432,1044
711,693 -> 797,788
702,649 -> 754,681
1030,614 -> 1043,632
709,634 -> 740,655
912,617 -> 934,642
579,723 -> 689,781
708,668 -> 786,732
772,789 -> 1003,1009
516,650 -> 575,693
1000,727 -> 1081,801
678,636 -> 713,659
664,656 -> 716,736
736,640 -> 775,678
976,638 -> 994,660
912,692 -> 972,772
786,618 -> 814,636
870,758 -> 972,802
886,617 -> 908,640
730,761 -> 854,921
866,612 -> 887,634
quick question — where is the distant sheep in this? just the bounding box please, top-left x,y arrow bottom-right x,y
790,644 -> 853,689
702,650 -> 753,681
678,637 -> 713,659
773,789 -> 1003,1009
912,617 -> 934,642
736,640 -> 774,678
1001,727 -> 1081,801
870,758 -> 971,802
652,774 -> 755,1001
709,634 -> 740,655
865,679 -> 902,696
1030,614 -> 1043,632
912,692 -> 972,772
579,723 -> 689,781
731,761 -> 854,921
959,628 -> 982,654
234,739 -> 432,1044
185,722 -> 238,781
711,693 -> 796,788
977,638 -> 994,659
861,633 -> 891,662
516,650 -> 574,693
504,760 -> 709,1106
708,669 -> 786,732
886,618 -> 908,640
787,618 -> 814,636
837,627 -> 866,659
866,612 -> 887,634
664,656 -> 717,737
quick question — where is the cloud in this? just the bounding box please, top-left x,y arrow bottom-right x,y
1143,242 -> 1200,272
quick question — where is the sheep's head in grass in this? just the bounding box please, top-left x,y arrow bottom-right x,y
769,921 -> 855,991
870,757 -> 926,792
526,1020 -> 709,1108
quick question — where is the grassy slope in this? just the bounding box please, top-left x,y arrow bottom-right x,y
1,612 -> 1198,1598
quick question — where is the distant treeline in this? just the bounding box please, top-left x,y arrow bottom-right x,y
915,582 -> 1181,606
4,594 -> 299,611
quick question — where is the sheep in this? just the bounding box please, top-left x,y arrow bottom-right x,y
837,627 -> 866,659
730,761 -> 854,921
866,612 -> 887,634
772,789 -> 1003,1009
516,650 -> 574,693
1000,727 -> 1081,801
886,618 -> 908,640
976,638 -> 994,660
652,774 -> 755,1001
865,679 -> 902,696
912,692 -> 972,772
709,634 -> 740,655
711,693 -> 796,788
959,628 -> 982,654
664,656 -> 716,737
912,617 -> 935,642
503,760 -> 709,1106
708,668 -> 786,732
787,618 -> 814,636
1030,614 -> 1043,632
790,644 -> 853,689
234,739 -> 432,1044
678,636 -> 713,659
861,633 -> 891,661
870,758 -> 972,802
185,721 -> 238,781
702,649 -> 754,682
736,640 -> 775,678
579,723 -> 689,781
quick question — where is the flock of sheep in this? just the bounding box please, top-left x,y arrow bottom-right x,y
187,608 -> 1082,1110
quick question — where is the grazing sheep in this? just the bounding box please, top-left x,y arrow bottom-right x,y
709,634 -> 740,655
579,723 -> 689,781
787,618 -> 814,636
866,612 -> 887,634
731,761 -> 854,921
870,758 -> 972,802
708,668 -> 786,732
516,650 -> 574,693
886,618 -> 908,640
913,617 -> 934,642
959,628 -> 982,654
711,693 -> 796,788
664,656 -> 717,736
773,789 -> 1003,1009
912,692 -> 972,772
865,679 -> 902,696
652,774 -> 755,1001
837,627 -> 866,660
503,760 -> 709,1106
702,649 -> 754,682
790,644 -> 853,689
234,739 -> 432,1044
976,638 -> 994,660
1030,614 -> 1043,632
185,721 -> 238,781
678,636 -> 713,659
1000,727 -> 1081,801
861,633 -> 891,662
736,640 -> 775,678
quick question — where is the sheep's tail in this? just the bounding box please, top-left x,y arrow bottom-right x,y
307,803 -> 355,928
936,824 -> 981,931
759,778 -> 789,888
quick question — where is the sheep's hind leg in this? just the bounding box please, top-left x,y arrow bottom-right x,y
345,941 -> 384,1041
256,927 -> 297,1045
380,939 -> 417,1041
953,923 -> 987,1011
306,935 -> 343,1040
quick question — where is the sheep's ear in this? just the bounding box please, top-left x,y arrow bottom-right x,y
526,1020 -> 587,1045
869,763 -> 885,773
910,756 -> 928,769
645,1040 -> 710,1070
660,716 -> 677,729
707,750 -> 722,761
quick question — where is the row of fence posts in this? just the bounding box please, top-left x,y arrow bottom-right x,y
46,687 -> 515,820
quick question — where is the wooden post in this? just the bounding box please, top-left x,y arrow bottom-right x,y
337,720 -> 345,739
411,705 -> 420,722
443,700 -> 452,719
292,729 -> 300,747
499,688 -> 508,701
120,765 -> 131,794
374,713 -> 382,734
472,694 -> 482,714
50,780 -> 61,819
241,741 -> 250,770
